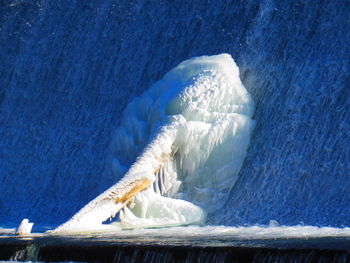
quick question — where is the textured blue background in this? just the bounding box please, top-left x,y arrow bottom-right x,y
0,0 -> 349,228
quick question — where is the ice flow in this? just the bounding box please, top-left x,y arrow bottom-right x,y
52,54 -> 255,233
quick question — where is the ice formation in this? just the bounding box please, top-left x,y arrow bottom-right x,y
16,218 -> 33,235
52,54 -> 255,233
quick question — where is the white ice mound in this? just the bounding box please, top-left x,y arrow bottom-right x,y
52,54 -> 255,233
16,218 -> 33,235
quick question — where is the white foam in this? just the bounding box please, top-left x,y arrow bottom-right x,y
113,223 -> 350,240
0,227 -> 16,235
51,54 -> 254,233
49,224 -> 350,241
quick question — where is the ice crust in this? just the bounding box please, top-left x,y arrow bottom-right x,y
52,54 -> 254,232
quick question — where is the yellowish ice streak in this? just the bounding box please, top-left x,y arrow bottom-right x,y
115,178 -> 151,205
114,163 -> 164,207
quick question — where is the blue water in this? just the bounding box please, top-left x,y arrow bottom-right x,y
0,0 -> 349,229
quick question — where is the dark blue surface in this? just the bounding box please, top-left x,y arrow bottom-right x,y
0,0 -> 349,228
